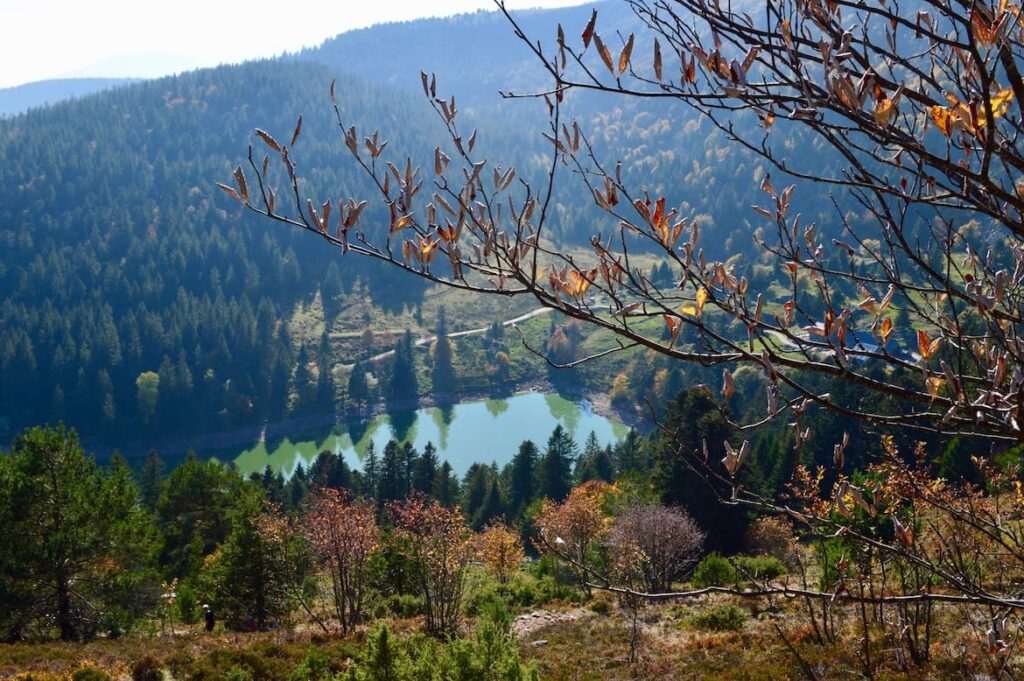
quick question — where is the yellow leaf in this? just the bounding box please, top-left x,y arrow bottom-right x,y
696,287 -> 709,315
680,304 -> 698,316
391,214 -> 414,234
880,317 -> 894,344
929,106 -> 952,136
926,376 -> 944,398
989,87 -> 1014,121
873,97 -> 896,126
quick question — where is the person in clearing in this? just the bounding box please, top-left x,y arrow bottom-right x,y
202,604 -> 215,632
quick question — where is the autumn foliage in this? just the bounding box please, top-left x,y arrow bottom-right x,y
390,494 -> 472,636
475,523 -> 525,585
305,488 -> 379,632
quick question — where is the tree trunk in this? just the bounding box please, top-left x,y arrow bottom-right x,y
57,571 -> 75,641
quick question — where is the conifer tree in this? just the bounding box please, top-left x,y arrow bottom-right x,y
538,425 -> 575,502
387,330 -> 418,405
431,306 -> 456,399
432,461 -> 460,509
361,441 -> 380,502
317,329 -> 336,410
139,449 -> 164,511
507,440 -> 538,517
378,440 -> 405,505
347,360 -> 371,408
0,426 -> 159,640
413,442 -> 438,496
474,478 -> 506,529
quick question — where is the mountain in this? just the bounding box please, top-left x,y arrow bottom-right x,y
0,1 -> 848,452
298,2 -> 633,106
0,78 -> 139,117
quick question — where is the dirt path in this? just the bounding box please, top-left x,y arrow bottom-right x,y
341,306 -> 554,368
513,607 -> 593,639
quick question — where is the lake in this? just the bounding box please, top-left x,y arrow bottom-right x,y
227,392 -> 629,479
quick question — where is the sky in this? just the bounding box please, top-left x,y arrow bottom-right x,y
0,0 -> 583,89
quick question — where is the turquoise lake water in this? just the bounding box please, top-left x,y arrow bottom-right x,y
229,392 -> 628,478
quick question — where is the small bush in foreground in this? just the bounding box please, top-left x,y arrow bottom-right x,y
131,655 -> 163,681
691,554 -> 738,588
733,555 -> 787,581
687,604 -> 748,632
71,669 -> 112,681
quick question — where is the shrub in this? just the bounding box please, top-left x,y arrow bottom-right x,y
588,592 -> 614,615
385,593 -> 425,618
745,517 -> 799,568
224,668 -> 254,681
174,643 -> 299,681
131,656 -> 164,681
71,669 -> 111,681
733,555 -> 787,581
687,604 -> 748,632
691,553 -> 738,588
176,581 -> 200,624
287,647 -> 333,681
464,572 -> 577,616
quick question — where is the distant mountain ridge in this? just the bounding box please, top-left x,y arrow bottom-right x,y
0,78 -> 139,117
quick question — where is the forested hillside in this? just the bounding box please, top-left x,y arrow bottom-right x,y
0,60 -> 441,444
0,1 -> 853,450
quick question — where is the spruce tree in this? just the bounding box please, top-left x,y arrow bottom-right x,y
387,330 -> 418,404
139,449 -> 164,511
347,360 -> 371,407
431,306 -> 456,399
432,461 -> 460,508
507,440 -> 538,516
0,426 -> 159,640
361,441 -> 380,502
474,477 -> 506,529
317,329 -> 336,410
413,442 -> 438,495
463,463 -> 491,519
378,440 -> 405,505
538,425 -> 575,502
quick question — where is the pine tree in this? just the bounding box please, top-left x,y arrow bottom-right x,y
387,330 -> 418,405
292,342 -> 316,413
652,388 -> 747,552
614,429 -> 647,477
361,441 -> 380,502
575,431 -> 603,483
139,449 -> 164,511
507,440 -> 538,517
317,329 -> 336,411
378,440 -> 405,505
347,360 -> 371,407
474,478 -> 506,529
0,426 -> 159,640
593,445 -> 615,483
401,443 -> 418,498
413,442 -> 438,495
463,463 -> 492,519
431,306 -> 456,399
538,425 -> 575,502
432,461 -> 460,508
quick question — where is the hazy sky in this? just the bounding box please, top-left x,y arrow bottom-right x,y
0,0 -> 583,89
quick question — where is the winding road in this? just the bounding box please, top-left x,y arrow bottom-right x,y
340,306 -> 554,368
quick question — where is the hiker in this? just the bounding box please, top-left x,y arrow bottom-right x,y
202,604 -> 215,632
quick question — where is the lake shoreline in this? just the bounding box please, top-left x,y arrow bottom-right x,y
91,378 -> 643,464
